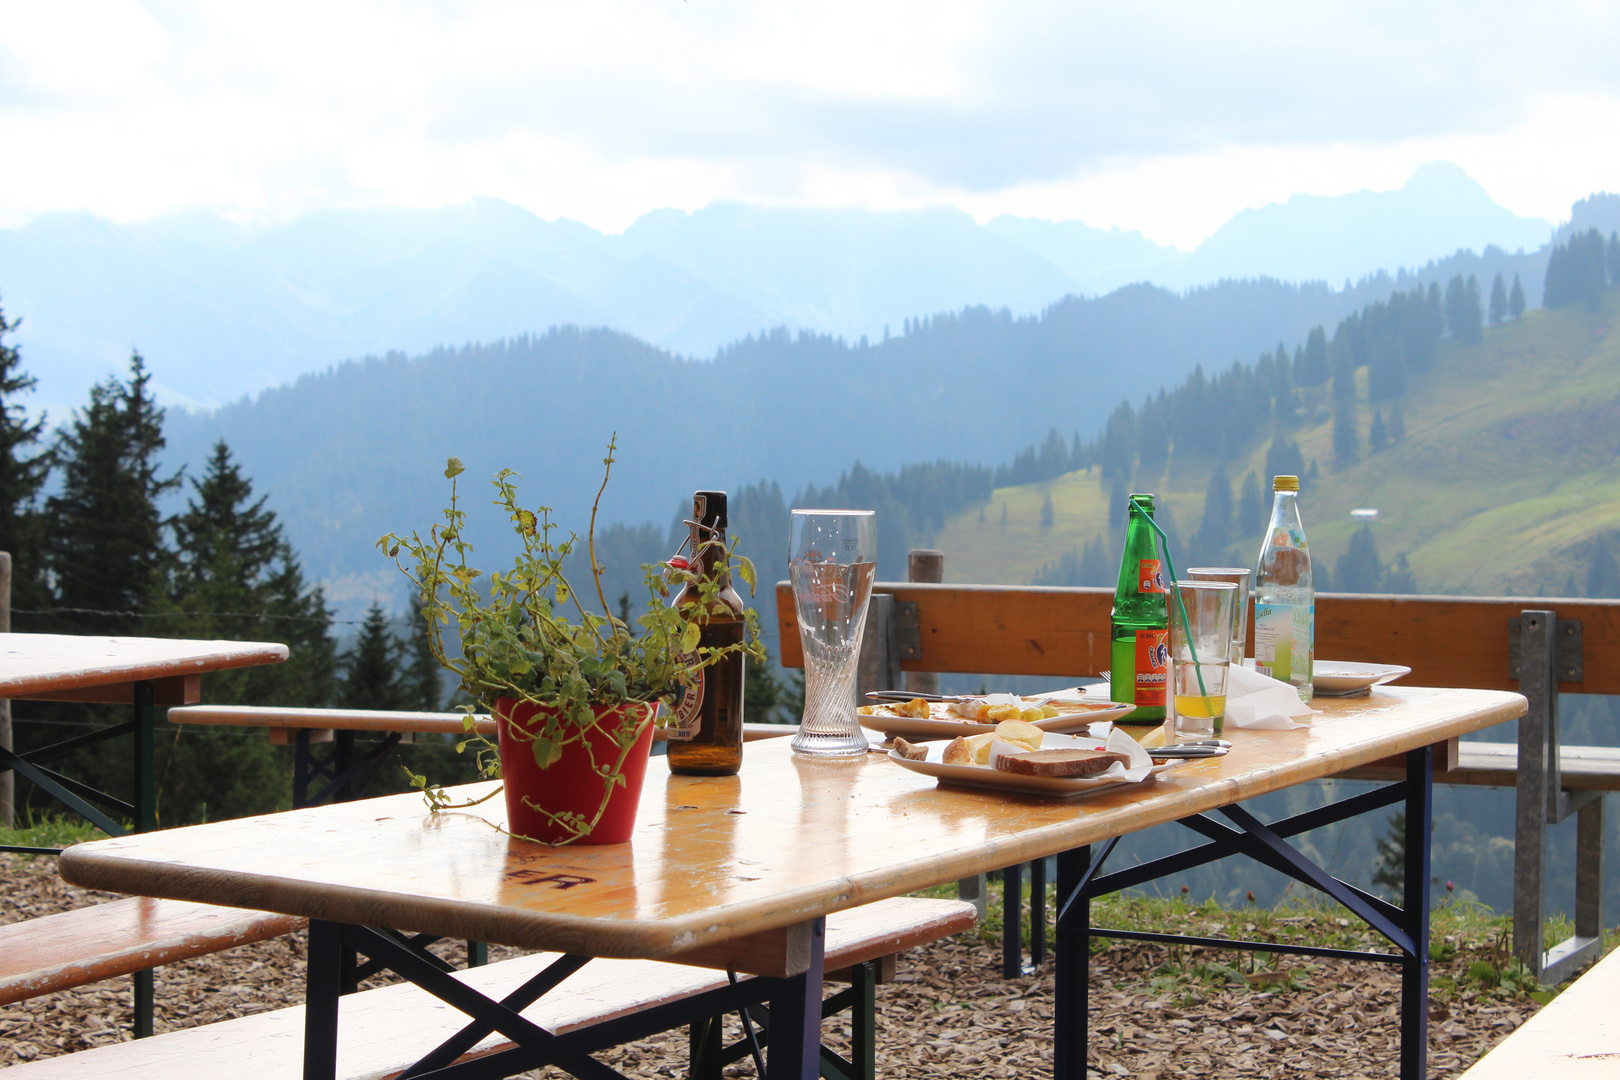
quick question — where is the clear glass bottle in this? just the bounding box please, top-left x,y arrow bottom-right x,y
1253,475 -> 1314,703
666,491 -> 746,775
1110,493 -> 1169,724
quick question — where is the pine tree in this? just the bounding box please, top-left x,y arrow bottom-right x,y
1369,410 -> 1388,451
1488,273 -> 1508,325
1445,275 -> 1483,344
1039,491 -> 1055,528
0,301 -> 51,623
1196,467 -> 1233,559
1335,525 -> 1383,592
45,353 -> 180,634
339,604 -> 413,711
1237,471 -> 1265,548
1384,554 -> 1417,594
1609,232 -> 1620,286
406,597 -> 442,713
1264,436 -> 1304,481
1389,404 -> 1406,443
1298,325 -> 1330,387
1587,534 -> 1620,599
1509,275 -> 1526,318
158,440 -> 337,823
1332,398 -> 1359,469
1373,812 -> 1406,898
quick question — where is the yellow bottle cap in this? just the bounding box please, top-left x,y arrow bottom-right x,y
1273,475 -> 1300,492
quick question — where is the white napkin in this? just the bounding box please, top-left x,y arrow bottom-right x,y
986,727 -> 1154,782
1222,663 -> 1319,729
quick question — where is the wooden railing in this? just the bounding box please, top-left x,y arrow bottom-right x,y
775,583 -> 1620,694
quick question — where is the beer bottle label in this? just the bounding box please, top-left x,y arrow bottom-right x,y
1137,559 -> 1164,594
1134,629 -> 1168,706
666,654 -> 704,740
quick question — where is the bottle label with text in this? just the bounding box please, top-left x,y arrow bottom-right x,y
1137,559 -> 1164,594
1253,603 -> 1313,685
1134,629 -> 1169,706
665,655 -> 704,740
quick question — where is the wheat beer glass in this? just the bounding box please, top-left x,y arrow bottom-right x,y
789,509 -> 877,756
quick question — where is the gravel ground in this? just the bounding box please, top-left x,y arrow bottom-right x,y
2,852 -> 1537,1077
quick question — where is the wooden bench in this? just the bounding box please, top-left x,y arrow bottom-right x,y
167,706 -> 796,807
2,896 -> 977,1080
1455,942 -> 1620,1078
777,580 -> 1620,984
0,897 -> 306,1036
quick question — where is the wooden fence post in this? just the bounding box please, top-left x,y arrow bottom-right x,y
1,551 -> 12,829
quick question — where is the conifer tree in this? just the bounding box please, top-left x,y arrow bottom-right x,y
1488,273 -> 1508,324
1039,491 -> 1054,528
1389,404 -> 1406,443
1332,398 -> 1359,470
45,353 -> 179,634
1298,325 -> 1330,387
1369,410 -> 1388,451
1445,275 -> 1483,344
0,302 -> 51,622
1609,232 -> 1620,286
1237,471 -> 1265,550
339,604 -> 413,711
1335,525 -> 1383,592
1196,467 -> 1233,558
1587,534 -> 1620,599
406,598 -> 442,713
1509,274 -> 1526,318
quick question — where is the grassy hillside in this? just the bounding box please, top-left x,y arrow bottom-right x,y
937,285 -> 1620,594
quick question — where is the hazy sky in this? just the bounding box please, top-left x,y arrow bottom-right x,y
2,0 -> 1616,248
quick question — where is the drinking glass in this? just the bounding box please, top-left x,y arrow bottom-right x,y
1187,566 -> 1252,666
1168,580 -> 1238,737
789,509 -> 877,756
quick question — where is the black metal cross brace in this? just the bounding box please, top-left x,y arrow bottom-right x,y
1052,745 -> 1434,1080
302,917 -> 832,1080
291,728 -> 403,808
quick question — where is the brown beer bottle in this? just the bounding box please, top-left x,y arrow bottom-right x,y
666,491 -> 746,775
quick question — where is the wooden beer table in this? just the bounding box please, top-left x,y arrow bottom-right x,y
58,685 -> 1523,1080
0,634 -> 289,848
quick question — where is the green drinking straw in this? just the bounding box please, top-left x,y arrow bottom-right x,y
1138,514 -> 1213,711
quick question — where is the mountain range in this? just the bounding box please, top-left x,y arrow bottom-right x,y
3,162 -> 1567,417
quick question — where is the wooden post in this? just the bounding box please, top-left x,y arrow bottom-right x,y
1,551 -> 11,829
855,595 -> 901,702
905,550 -> 944,695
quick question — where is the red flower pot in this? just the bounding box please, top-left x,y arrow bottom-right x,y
494,697 -> 656,845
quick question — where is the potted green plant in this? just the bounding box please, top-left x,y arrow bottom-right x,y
379,437 -> 763,845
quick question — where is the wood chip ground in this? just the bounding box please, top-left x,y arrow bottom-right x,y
1,853 -> 1540,1077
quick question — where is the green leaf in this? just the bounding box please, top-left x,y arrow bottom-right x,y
531,734 -> 562,769
736,555 -> 757,592
445,457 -> 465,479
680,620 -> 701,654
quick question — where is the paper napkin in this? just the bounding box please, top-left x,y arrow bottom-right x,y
1222,663 -> 1319,729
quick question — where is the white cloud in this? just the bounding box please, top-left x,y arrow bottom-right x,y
0,0 -> 1615,239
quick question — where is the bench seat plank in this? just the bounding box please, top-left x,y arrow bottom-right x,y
168,705 -> 797,743
0,898 -> 306,1005
1456,945 -> 1620,1078
1,896 -> 975,1079
1338,741 -> 1620,790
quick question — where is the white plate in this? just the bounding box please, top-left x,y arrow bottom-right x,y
1312,660 -> 1412,695
857,697 -> 1132,740
886,734 -> 1182,799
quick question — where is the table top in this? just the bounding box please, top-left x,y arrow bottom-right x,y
61,686 -> 1523,966
0,633 -> 288,701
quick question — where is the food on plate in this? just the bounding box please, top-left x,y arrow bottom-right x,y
942,737 -> 975,764
892,698 -> 933,718
993,748 -> 1130,778
993,719 -> 1045,753
892,737 -> 929,760
948,694 -> 1065,723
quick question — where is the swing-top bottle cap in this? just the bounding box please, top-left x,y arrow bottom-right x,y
692,491 -> 727,530
1273,475 -> 1299,492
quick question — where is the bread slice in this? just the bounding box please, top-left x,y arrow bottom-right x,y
892,737 -> 929,760
993,748 -> 1130,778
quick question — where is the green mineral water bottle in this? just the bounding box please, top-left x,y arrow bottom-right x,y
1253,475 -> 1314,703
1110,493 -> 1169,724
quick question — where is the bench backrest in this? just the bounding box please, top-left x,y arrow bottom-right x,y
773,583 -> 1620,695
